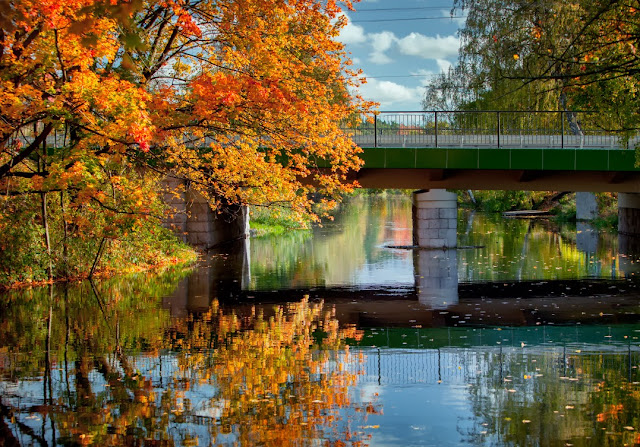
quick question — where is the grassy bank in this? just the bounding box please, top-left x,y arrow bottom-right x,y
0,233 -> 197,291
249,206 -> 311,237
0,214 -> 197,291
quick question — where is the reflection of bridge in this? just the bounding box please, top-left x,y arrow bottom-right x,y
348,343 -> 640,386
162,238 -> 640,326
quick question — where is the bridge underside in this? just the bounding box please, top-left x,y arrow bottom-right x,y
347,146 -> 640,192
353,168 -> 640,192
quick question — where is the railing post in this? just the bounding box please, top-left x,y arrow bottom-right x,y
434,111 -> 438,148
374,114 -> 378,148
497,111 -> 501,148
561,111 -> 565,149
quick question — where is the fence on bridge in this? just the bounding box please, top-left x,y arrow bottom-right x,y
345,111 -> 639,149
15,110 -> 638,150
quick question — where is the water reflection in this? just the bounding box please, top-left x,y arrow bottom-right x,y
246,196 -> 640,294
2,279 -> 640,446
414,249 -> 458,309
4,196 -> 640,446
0,282 -> 371,446
249,196 -> 414,290
350,341 -> 640,446
179,197 -> 640,322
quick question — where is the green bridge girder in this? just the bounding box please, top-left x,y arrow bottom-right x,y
356,146 -> 640,172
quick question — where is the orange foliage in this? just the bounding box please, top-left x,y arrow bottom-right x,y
165,297 -> 369,445
0,0 -> 374,225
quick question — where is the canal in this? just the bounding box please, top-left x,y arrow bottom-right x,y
2,195 -> 640,446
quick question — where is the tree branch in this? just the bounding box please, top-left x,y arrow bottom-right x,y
0,122 -> 53,179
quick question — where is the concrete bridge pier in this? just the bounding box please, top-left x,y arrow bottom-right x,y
619,193 -> 640,236
619,193 -> 640,263
414,248 -> 459,309
412,189 -> 457,249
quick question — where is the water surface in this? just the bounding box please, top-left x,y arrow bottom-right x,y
2,195 -> 640,446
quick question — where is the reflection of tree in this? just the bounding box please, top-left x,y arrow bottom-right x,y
0,279 -> 374,446
249,196 -> 412,290
462,347 -> 640,446
168,298 -> 369,445
457,211 -> 621,281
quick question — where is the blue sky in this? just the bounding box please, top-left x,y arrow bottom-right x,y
337,0 -> 465,111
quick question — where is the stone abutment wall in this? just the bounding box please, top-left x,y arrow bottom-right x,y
162,177 -> 249,249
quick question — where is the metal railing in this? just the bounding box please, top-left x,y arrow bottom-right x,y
11,111 -> 638,151
344,111 -> 638,149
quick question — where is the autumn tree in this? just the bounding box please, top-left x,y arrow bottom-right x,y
0,0 -> 371,283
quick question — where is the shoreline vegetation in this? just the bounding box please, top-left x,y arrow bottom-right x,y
0,247 -> 198,292
457,190 -> 619,231
249,206 -> 311,237
0,218 -> 198,291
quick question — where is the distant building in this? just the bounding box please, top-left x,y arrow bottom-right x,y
398,124 -> 423,135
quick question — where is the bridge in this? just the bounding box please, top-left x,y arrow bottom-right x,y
341,111 -> 640,193
164,110 -> 640,248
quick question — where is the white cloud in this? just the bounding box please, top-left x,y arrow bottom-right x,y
436,59 -> 453,73
368,31 -> 396,64
397,33 -> 460,60
357,77 -> 424,109
369,52 -> 393,65
336,13 -> 367,45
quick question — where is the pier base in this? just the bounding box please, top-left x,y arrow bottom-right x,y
412,189 -> 457,249
619,192 -> 640,236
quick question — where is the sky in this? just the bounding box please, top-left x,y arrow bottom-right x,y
337,0 -> 465,111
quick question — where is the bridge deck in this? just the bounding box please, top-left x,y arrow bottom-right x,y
340,112 -> 640,191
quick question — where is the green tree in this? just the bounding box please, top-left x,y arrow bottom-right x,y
426,0 -> 640,140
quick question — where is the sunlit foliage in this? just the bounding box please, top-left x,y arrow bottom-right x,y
0,0 -> 373,284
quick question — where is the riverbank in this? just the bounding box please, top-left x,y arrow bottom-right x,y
459,190 -> 619,230
0,226 -> 198,291
249,205 -> 312,237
